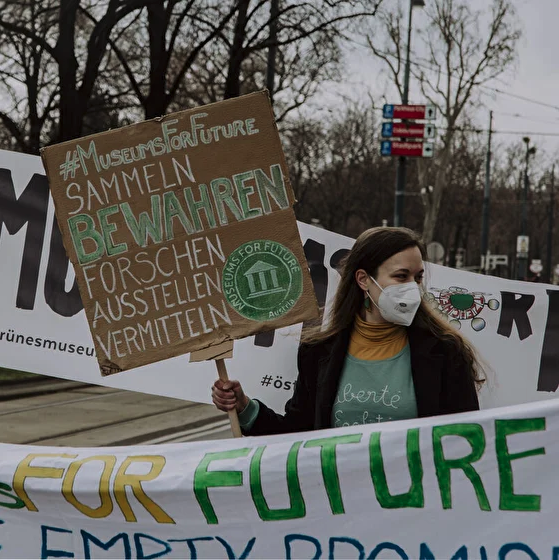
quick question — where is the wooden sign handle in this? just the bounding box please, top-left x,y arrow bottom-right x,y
215,358 -> 242,438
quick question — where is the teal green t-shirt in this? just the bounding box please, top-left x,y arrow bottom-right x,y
331,344 -> 418,427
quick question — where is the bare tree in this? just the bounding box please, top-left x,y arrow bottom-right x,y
282,104 -> 396,236
170,30 -> 342,124
0,1 -> 59,153
282,117 -> 327,209
0,0 -> 383,145
82,0 -> 373,119
489,141 -> 549,277
82,1 -> 241,119
223,0 -> 384,99
368,0 -> 520,243
431,125 -> 485,267
0,0 -> 155,141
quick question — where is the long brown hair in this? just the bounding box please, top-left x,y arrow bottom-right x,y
302,227 -> 485,386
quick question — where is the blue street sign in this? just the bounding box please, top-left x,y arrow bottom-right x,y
381,122 -> 393,138
382,104 -> 395,119
380,140 -> 392,156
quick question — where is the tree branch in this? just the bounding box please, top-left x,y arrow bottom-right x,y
0,18 -> 57,60
78,5 -> 145,104
168,1 -> 239,102
0,109 -> 25,149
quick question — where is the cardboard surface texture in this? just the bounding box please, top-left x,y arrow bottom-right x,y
189,340 -> 234,362
41,91 -> 318,375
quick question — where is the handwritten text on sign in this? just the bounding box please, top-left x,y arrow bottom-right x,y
41,92 -> 317,374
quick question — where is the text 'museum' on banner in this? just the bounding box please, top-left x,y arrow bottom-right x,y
3,148 -> 559,411
39,91 -> 318,375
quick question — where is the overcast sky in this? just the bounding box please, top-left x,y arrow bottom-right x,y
476,0 -> 559,157
314,0 -> 559,161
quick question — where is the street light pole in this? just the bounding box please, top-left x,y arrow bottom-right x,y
517,137 -> 536,281
480,110 -> 493,273
402,0 -> 415,104
393,0 -> 425,227
546,165 -> 555,283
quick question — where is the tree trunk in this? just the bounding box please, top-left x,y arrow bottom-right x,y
422,138 -> 452,244
56,0 -> 82,141
56,0 -> 148,140
223,0 -> 250,99
27,47 -> 43,154
29,121 -> 42,155
59,88 -> 84,142
145,1 -> 169,118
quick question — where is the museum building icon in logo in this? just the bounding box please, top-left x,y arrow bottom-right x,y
223,240 -> 303,321
244,261 -> 285,299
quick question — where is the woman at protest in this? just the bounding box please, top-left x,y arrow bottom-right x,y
211,227 -> 483,434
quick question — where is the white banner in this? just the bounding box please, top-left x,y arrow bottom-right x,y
0,398 -> 557,558
1,149 -> 559,411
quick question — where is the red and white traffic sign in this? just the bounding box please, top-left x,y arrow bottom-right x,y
383,104 -> 437,120
394,122 -> 435,138
382,122 -> 436,139
380,140 -> 434,158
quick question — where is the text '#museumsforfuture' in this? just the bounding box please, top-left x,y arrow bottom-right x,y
41,91 -> 318,375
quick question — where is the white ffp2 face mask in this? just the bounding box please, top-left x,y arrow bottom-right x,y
368,276 -> 422,326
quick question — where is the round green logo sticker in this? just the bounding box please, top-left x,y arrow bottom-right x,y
222,240 -> 303,322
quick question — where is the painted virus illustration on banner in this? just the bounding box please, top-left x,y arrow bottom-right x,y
424,286 -> 500,331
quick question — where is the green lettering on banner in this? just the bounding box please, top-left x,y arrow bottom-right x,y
68,214 -> 105,264
163,191 -> 194,238
183,184 -> 217,232
193,448 -> 251,525
495,418 -> 546,511
370,429 -> 424,508
233,171 -> 262,219
304,434 -> 362,515
250,442 -> 306,521
254,165 -> 289,213
432,423 -> 491,511
97,205 -> 127,256
121,195 -> 163,246
0,482 -> 25,509
210,178 -> 243,225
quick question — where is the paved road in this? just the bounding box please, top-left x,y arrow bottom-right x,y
0,379 -> 233,446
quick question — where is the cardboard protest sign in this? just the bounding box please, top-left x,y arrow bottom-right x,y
40,91 -> 318,375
